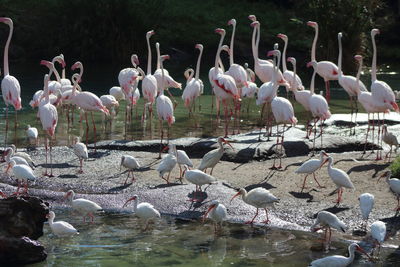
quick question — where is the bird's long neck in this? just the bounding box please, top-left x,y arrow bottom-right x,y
310,67 -> 317,95
311,26 -> 318,62
214,33 -> 225,74
146,35 -> 152,75
251,24 -> 258,62
195,48 -> 203,81
338,34 -> 343,76
137,66 -> 146,80
347,247 -> 356,264
256,25 -> 261,58
3,21 -> 13,76
282,39 -> 288,72
48,216 -> 54,226
160,59 -> 165,96
44,76 -> 50,103
52,66 -> 61,83
72,75 -> 80,97
371,34 -> 377,82
291,61 -> 297,91
355,59 -> 363,95
156,42 -> 161,70
62,68 -> 66,79
229,24 -> 236,66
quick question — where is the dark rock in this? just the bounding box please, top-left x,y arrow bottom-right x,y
0,196 -> 49,264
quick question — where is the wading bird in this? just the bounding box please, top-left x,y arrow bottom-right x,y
120,155 -> 140,185
295,150 -> 328,192
311,210 -> 346,249
72,137 -> 88,174
122,195 -> 160,230
309,243 -> 370,267
378,170 -> 400,211
47,211 -> 78,237
63,190 -> 103,223
358,193 -> 374,230
202,200 -> 227,233
183,165 -> 217,202
198,137 -> 233,175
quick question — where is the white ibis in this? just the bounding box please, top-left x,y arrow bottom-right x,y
295,150 -> 328,191
120,155 -> 140,185
157,152 -> 177,184
198,137 -> 233,175
9,159 -> 36,195
202,200 -> 227,232
63,190 -> 103,223
26,125 -> 38,146
378,170 -> 400,211
309,243 -> 370,267
164,143 -> 193,180
230,187 -> 279,224
370,220 -> 386,257
9,144 -> 35,168
311,211 -> 346,248
382,125 -> 398,161
47,211 -> 78,237
320,156 -> 354,205
358,193 -> 374,229
183,165 -> 217,202
72,137 -> 88,173
122,195 -> 160,230
4,147 -> 31,173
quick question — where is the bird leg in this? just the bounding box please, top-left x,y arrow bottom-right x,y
375,113 -> 382,160
91,112 -> 97,153
313,172 -> 325,188
261,208 -> 270,224
123,173 -> 130,185
4,106 -> 9,155
325,81 -> 330,103
301,174 -> 309,192
223,100 -> 229,138
78,159 -> 84,174
49,137 -> 54,177
210,167 -> 214,176
158,120 -> 164,159
14,110 -> 18,146
85,112 -> 89,145
320,119 -> 324,147
363,114 -> 371,155
395,196 -> 400,211
334,187 -> 343,205
270,124 -> 280,170
43,138 -> 49,176
245,208 -> 259,224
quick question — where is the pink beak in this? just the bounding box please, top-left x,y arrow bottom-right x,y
202,204 -> 216,223
122,196 -> 136,208
230,191 -> 241,203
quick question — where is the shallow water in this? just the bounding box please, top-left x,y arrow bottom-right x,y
29,210 -> 399,267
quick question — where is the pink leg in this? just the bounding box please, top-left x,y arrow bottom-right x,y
262,208 -> 270,224
91,112 -> 97,153
325,81 -> 330,103
245,208 -> 259,224
313,172 -> 324,188
49,138 -> 54,177
43,138 -> 49,176
85,112 -> 89,145
301,174 -> 309,192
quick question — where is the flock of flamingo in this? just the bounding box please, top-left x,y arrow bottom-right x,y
1,15 -> 400,266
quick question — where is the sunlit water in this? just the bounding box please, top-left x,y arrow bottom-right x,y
29,210 -> 399,267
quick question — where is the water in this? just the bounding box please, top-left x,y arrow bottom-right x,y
30,210 -> 398,266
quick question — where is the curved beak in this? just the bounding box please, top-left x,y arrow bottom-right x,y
318,158 -> 329,170
221,138 -> 234,150
356,246 -> 372,260
5,163 -> 11,174
230,192 -> 241,203
306,61 -> 313,68
202,204 -> 216,223
122,197 -> 135,208
377,172 -> 387,183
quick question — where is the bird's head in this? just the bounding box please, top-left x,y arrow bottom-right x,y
307,60 -> 317,69
287,57 -> 296,65
63,190 -> 74,201
40,60 -> 53,69
371,29 -> 380,37
354,55 -> 363,62
46,211 -> 55,220
0,17 -> 13,26
122,195 -> 138,208
230,188 -> 245,203
215,28 -> 225,36
131,54 -> 140,67
53,54 -> 66,68
250,21 -> 259,28
71,73 -> 82,84
227,18 -> 236,26
71,61 -> 82,71
248,15 -> 257,22
318,156 -> 332,170
202,200 -> 219,223
277,33 -> 287,41
221,45 -> 230,55
218,137 -> 234,149
351,243 -> 371,259
195,44 -> 203,51
378,170 -> 391,183
146,30 -> 155,38
307,21 -> 318,28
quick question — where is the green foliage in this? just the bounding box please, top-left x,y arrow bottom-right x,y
390,155 -> 400,177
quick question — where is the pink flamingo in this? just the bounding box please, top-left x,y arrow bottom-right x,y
69,72 -> 109,152
370,29 -> 399,160
307,21 -> 339,102
337,32 -> 367,135
269,49 -> 297,169
307,61 -> 332,153
182,44 -> 204,114
0,17 -> 21,148
156,54 -> 175,157
210,28 -> 240,138
39,74 -> 58,177
142,30 -> 158,122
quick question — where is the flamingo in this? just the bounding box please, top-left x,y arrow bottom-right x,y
249,20 -> 287,87
202,200 -> 227,233
358,193 -> 374,230
9,159 -> 36,195
63,190 -> 103,223
122,195 -> 161,230
109,86 -> 125,101
198,137 -> 233,175
55,54 -> 71,86
370,221 -> 386,257
210,28 -> 240,137
157,148 -> 177,184
382,124 -> 398,161
29,90 -> 44,108
311,211 -> 346,248
269,49 -> 298,169
0,17 -> 22,148
307,61 -> 332,152
72,136 -> 88,174
277,33 -> 304,93
320,156 -> 354,205
141,30 -> 158,122
163,143 -> 193,180
230,187 -> 279,224
307,21 -> 339,102
183,165 -> 217,202
47,211 -> 78,237
337,32 -> 367,135
69,72 -> 109,151
26,125 -> 38,146
38,74 -> 58,177
47,55 -> 64,94
295,150 -> 328,192
378,170 -> 400,211
182,44 -> 204,114
309,243 -> 370,267
241,63 -> 258,115
100,94 -> 119,126
156,54 -> 175,155
120,155 -> 140,185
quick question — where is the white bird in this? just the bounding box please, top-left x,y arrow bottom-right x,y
309,243 -> 370,267
378,170 -> 400,211
157,152 -> 177,184
311,211 -> 346,247
382,124 -> 398,161
320,156 -> 354,205
63,190 -> 103,223
120,155 -> 140,185
202,200 -> 227,232
230,187 -> 279,224
47,211 -> 78,237
109,86 -> 125,101
4,147 -> 30,173
122,195 -> 161,230
295,150 -> 328,191
6,144 -> 35,169
9,159 -> 36,195
164,143 -> 193,179
226,19 -> 247,88
72,137 -> 88,174
26,125 -> 38,146
370,221 -> 386,256
198,137 -> 233,175
358,193 -> 374,229
154,42 -> 182,94
183,165 -> 217,202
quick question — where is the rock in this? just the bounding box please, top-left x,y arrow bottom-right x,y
0,196 -> 49,264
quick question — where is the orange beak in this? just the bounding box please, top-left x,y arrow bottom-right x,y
5,163 -> 11,174
377,172 -> 387,183
122,196 -> 136,208
161,145 -> 169,153
202,204 -> 216,223
318,158 -> 329,170
221,138 -> 234,150
356,245 -> 372,260
230,191 -> 241,203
